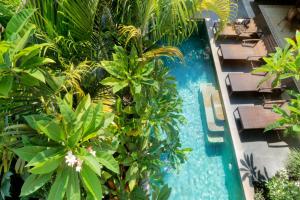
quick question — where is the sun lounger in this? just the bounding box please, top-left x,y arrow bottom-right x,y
225,73 -> 283,96
213,18 -> 262,39
217,34 -> 276,63
233,100 -> 287,133
218,38 -> 268,62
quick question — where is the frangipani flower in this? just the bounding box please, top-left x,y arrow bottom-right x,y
65,151 -> 77,167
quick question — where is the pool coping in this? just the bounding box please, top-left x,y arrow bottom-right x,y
204,19 -> 254,200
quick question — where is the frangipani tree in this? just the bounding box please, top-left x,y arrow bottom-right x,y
14,94 -> 117,200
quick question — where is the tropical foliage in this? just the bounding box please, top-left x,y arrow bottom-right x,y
265,90 -> 300,136
266,170 -> 300,200
0,0 -> 237,199
287,149 -> 300,181
254,156 -> 300,200
253,31 -> 300,87
253,32 -> 300,136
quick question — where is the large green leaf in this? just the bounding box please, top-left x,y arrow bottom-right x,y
66,169 -> 81,200
96,151 -> 119,174
20,173 -> 53,196
5,9 -> 36,40
13,146 -> 47,162
0,76 -> 13,97
26,148 -> 62,167
36,119 -> 65,142
101,77 -> 129,94
83,155 -> 102,177
24,69 -> 46,83
152,185 -> 172,200
29,156 -> 63,174
80,164 -> 102,200
24,114 -> 50,130
47,168 -> 69,200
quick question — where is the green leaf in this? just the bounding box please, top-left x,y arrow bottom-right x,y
24,69 -> 45,83
66,168 -> 81,200
29,156 -> 63,174
80,164 -> 102,200
96,151 -> 119,174
27,148 -> 62,167
83,155 -> 102,177
295,57 -> 300,67
13,146 -> 46,162
36,119 -> 65,142
47,168 -> 69,200
24,114 -> 50,130
0,75 -> 13,97
101,77 -> 128,93
156,185 -> 172,200
5,9 -> 36,40
265,121 -> 282,132
292,125 -> 300,133
20,173 -> 53,196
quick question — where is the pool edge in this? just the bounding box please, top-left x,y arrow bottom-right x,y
204,18 -> 254,200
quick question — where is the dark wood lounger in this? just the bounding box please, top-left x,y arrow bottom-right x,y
218,39 -> 268,62
233,100 -> 286,133
225,73 -> 282,96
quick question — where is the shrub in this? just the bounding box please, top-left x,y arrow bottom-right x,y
266,171 -> 300,200
287,149 -> 300,180
254,189 -> 265,200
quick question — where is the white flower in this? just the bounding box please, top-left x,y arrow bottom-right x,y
75,159 -> 83,172
65,151 -> 77,167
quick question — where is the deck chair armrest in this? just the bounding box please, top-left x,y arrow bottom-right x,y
225,74 -> 231,86
247,56 -> 263,61
242,38 -> 261,42
217,46 -> 223,57
263,100 -> 287,108
233,108 -> 240,119
242,39 -> 261,47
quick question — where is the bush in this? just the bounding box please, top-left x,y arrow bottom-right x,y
287,149 -> 300,180
254,189 -> 265,200
266,171 -> 300,200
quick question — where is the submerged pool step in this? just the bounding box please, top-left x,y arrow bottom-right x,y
211,89 -> 225,121
200,83 -> 224,144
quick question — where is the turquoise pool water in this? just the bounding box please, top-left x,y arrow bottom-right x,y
163,31 -> 245,200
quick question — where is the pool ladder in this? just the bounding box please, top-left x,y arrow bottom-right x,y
200,83 -> 225,144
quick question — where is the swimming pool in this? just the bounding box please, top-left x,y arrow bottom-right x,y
163,26 -> 245,200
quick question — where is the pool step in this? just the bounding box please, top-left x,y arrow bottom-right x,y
200,83 -> 224,144
211,89 -> 225,121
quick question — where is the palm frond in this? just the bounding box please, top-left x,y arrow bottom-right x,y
142,46 -> 184,62
199,0 -> 238,30
119,25 -> 142,46
63,61 -> 96,97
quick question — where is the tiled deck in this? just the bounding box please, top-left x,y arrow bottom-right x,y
204,1 -> 299,200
